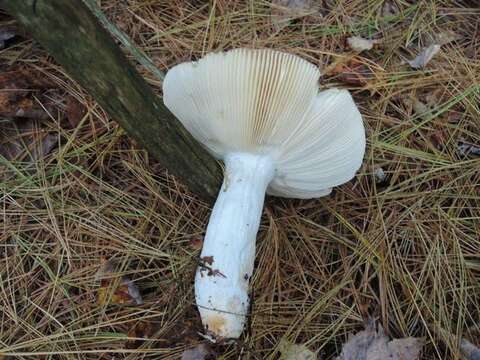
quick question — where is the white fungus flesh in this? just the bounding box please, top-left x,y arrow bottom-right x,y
163,48 -> 366,340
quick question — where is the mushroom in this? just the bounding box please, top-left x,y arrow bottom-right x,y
163,48 -> 365,340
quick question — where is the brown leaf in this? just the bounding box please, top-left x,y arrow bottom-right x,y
95,256 -> 116,280
0,119 -> 57,167
66,95 -> 86,128
0,69 -> 54,120
34,133 -> 57,160
402,97 -> 430,120
126,321 -> 154,349
336,320 -> 424,360
181,344 -> 210,360
0,69 -> 53,90
329,59 -> 374,86
358,301 -> 372,318
96,258 -> 143,306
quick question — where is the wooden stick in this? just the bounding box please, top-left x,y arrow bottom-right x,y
3,0 -> 221,200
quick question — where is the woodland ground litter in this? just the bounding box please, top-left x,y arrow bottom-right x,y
0,1 -> 479,359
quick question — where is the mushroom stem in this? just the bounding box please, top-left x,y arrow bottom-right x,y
195,152 -> 275,340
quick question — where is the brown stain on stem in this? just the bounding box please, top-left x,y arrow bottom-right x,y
205,314 -> 226,337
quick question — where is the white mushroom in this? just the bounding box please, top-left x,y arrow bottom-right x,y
163,48 -> 366,340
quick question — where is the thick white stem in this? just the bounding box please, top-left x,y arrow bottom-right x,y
195,152 -> 275,340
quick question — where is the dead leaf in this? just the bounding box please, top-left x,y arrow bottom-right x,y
430,130 -> 444,149
66,95 -> 86,128
271,0 -> 319,31
407,44 -> 441,69
124,279 -> 143,304
0,69 -> 54,119
181,344 -> 210,360
425,92 -> 441,107
328,59 -> 374,86
336,319 -> 424,360
35,133 -> 57,160
95,256 -> 115,280
96,258 -> 143,306
279,339 -> 316,360
460,338 -> 480,360
403,97 -> 430,120
126,321 -> 154,349
347,36 -> 378,52
98,283 -> 129,305
0,119 -> 58,168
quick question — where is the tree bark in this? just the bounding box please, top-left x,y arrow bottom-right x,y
2,0 -> 222,200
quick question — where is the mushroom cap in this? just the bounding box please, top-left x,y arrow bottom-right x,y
163,48 -> 365,199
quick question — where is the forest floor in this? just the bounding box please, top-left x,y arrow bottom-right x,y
0,1 -> 479,359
